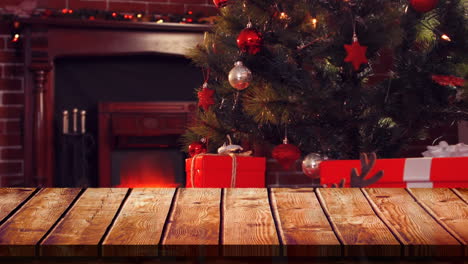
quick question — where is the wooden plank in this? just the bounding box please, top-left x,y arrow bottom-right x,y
40,188 -> 128,257
0,188 -> 36,223
270,188 -> 341,257
0,188 -> 81,256
363,188 -> 462,257
453,188 -> 468,204
407,188 -> 468,256
222,188 -> 280,257
316,188 -> 400,257
161,188 -> 221,257
102,188 -> 176,257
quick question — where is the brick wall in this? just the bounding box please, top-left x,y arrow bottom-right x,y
0,24 -> 24,187
0,0 -> 216,187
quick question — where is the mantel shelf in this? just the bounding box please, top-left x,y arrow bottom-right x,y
18,17 -> 212,32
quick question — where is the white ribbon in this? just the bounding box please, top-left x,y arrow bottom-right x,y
403,158 -> 433,187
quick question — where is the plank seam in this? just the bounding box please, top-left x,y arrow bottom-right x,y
97,188 -> 133,257
314,188 -> 344,257
360,188 -> 405,257
451,188 -> 468,205
267,188 -> 284,257
36,188 -> 86,257
219,188 -> 225,256
405,188 -> 466,245
158,187 -> 180,256
360,189 -> 405,244
0,188 -> 40,228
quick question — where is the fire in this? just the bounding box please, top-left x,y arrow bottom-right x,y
116,151 -> 182,188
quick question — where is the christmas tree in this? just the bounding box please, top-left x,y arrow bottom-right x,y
183,0 -> 468,160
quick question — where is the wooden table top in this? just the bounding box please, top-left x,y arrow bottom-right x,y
0,188 -> 466,258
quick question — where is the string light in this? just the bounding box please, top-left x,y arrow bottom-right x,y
279,12 -> 288,20
441,34 -> 451,41
311,18 -> 318,29
136,13 -> 143,19
112,12 -> 117,17
11,33 -> 20,43
156,19 -> 164,23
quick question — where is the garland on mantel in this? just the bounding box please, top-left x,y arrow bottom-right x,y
1,7 -> 216,44
0,8 -> 216,24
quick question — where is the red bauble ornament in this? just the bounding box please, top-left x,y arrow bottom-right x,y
213,0 -> 228,8
197,83 -> 215,111
188,141 -> 207,157
431,75 -> 465,87
410,0 -> 438,13
272,140 -> 301,170
344,39 -> 368,71
237,27 -> 263,55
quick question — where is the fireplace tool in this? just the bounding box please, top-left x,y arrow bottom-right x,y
57,108 -> 95,187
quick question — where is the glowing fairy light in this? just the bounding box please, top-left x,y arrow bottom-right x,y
311,18 -> 318,29
279,12 -> 288,20
441,34 -> 451,41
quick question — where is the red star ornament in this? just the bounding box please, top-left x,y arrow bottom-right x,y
344,40 -> 368,71
197,85 -> 215,111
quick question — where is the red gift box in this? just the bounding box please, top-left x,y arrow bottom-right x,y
185,155 -> 266,187
320,157 -> 468,188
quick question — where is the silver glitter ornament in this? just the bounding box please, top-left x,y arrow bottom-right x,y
302,153 -> 327,179
228,61 -> 252,90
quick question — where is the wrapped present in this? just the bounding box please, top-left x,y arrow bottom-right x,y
320,156 -> 468,188
186,154 -> 266,188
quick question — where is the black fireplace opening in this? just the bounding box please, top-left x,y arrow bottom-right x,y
54,54 -> 202,187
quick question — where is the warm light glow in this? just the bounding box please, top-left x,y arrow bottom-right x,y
187,18 -> 193,23
441,34 -> 451,41
188,11 -> 193,15
112,12 -> 117,17
116,152 -> 182,188
137,13 -> 143,18
68,9 -> 73,14
279,12 -> 288,20
12,34 -> 20,43
156,19 -> 164,23
311,18 -> 318,29
61,8 -> 68,14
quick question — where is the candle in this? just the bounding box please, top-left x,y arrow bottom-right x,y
73,108 -> 78,133
63,110 -> 69,134
81,110 -> 86,134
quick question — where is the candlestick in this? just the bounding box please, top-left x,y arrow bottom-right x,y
73,108 -> 78,133
81,110 -> 86,134
63,110 -> 69,134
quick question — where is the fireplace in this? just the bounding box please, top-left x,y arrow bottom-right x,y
99,102 -> 196,187
20,18 -> 210,186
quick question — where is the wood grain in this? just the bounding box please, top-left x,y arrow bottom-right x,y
0,188 -> 81,256
363,188 -> 462,257
270,188 -> 340,257
161,188 -> 221,257
102,188 -> 176,256
40,188 -> 128,257
222,188 -> 280,257
408,188 -> 468,256
316,188 -> 400,257
0,188 -> 36,223
453,188 -> 468,204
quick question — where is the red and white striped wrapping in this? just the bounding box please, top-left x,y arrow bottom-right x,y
319,157 -> 468,187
